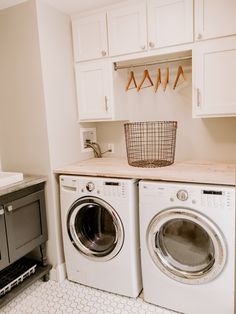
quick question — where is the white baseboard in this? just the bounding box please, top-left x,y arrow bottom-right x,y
50,262 -> 67,282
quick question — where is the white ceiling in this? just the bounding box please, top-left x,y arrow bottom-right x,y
0,0 -> 125,14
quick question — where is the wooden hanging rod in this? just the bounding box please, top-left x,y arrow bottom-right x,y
114,55 -> 192,71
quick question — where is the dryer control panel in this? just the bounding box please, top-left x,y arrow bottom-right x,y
200,189 -> 232,209
140,181 -> 235,211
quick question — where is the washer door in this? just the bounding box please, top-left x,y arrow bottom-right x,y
147,208 -> 226,284
67,196 -> 124,261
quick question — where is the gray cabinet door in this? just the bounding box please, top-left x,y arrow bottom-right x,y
4,190 -> 48,263
0,207 -> 9,271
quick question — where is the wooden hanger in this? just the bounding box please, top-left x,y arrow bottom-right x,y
125,70 -> 137,91
154,68 -> 161,93
137,69 -> 154,91
173,65 -> 185,90
162,66 -> 169,91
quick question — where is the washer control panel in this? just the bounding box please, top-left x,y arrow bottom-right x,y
81,180 -> 128,198
86,182 -> 95,192
103,181 -> 126,198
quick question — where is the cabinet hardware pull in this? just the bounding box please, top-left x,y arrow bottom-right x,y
149,41 -> 155,48
197,88 -> 201,107
140,45 -> 146,50
6,205 -> 13,212
101,50 -> 107,56
0,208 -> 4,215
196,33 -> 202,40
105,96 -> 108,112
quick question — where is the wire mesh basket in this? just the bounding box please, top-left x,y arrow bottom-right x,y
124,121 -> 177,168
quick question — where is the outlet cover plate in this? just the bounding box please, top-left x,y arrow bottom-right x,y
80,127 -> 97,152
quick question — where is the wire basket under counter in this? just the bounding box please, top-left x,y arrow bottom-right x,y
124,121 -> 177,168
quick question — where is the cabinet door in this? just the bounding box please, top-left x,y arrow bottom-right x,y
148,0 -> 193,49
75,60 -> 113,121
4,190 -> 47,263
0,207 -> 9,271
195,0 -> 236,41
193,37 -> 236,117
107,2 -> 147,56
72,12 -> 108,61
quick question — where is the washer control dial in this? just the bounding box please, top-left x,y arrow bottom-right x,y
86,182 -> 95,192
177,190 -> 188,201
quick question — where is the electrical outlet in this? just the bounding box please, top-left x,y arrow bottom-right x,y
108,143 -> 115,154
80,128 -> 97,151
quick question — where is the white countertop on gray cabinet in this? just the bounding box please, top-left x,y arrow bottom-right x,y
0,175 -> 47,197
54,157 -> 235,186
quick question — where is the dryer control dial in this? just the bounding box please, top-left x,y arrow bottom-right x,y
177,190 -> 188,201
86,182 -> 95,192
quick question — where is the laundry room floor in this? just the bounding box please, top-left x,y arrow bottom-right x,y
1,279 -> 178,314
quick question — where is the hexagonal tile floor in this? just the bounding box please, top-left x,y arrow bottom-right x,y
1,279 -> 178,313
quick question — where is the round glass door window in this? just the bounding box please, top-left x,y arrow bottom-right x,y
147,208 -> 226,284
67,197 -> 124,261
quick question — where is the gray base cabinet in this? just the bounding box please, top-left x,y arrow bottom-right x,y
0,182 -> 51,308
0,211 -> 9,270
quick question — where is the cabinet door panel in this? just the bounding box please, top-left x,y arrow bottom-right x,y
107,2 -> 147,56
148,0 -> 193,49
72,12 -> 108,61
75,60 -> 113,121
193,37 -> 236,117
195,0 -> 236,40
5,190 -> 47,263
0,209 -> 9,271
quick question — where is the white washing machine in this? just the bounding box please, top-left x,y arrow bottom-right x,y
139,180 -> 235,314
60,175 -> 142,297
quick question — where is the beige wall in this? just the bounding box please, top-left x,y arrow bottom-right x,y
0,0 -> 51,174
36,0 -> 83,278
0,0 -> 83,281
36,0 -> 81,169
96,60 -> 236,162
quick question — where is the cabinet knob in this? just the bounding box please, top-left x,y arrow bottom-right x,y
149,41 -> 155,48
6,205 -> 13,212
0,207 -> 4,216
140,45 -> 146,50
101,50 -> 107,57
196,33 -> 202,40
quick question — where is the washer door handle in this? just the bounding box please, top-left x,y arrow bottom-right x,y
153,231 -> 160,254
155,232 -> 159,248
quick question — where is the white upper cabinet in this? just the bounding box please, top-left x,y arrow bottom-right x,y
195,0 -> 236,41
193,36 -> 236,118
75,60 -> 113,121
72,1 -> 193,60
147,0 -> 193,49
107,2 -> 147,56
75,59 -> 128,122
72,12 -> 108,61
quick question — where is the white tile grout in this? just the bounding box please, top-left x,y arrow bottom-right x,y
1,279 -> 177,314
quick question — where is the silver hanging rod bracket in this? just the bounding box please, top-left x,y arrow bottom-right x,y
114,55 -> 192,71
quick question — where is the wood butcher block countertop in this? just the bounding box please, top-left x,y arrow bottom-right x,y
54,157 -> 235,186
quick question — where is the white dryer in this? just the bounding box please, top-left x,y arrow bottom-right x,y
60,175 -> 142,297
139,180 -> 235,314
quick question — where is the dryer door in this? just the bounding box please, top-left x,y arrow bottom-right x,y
147,208 -> 226,284
67,196 -> 124,261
